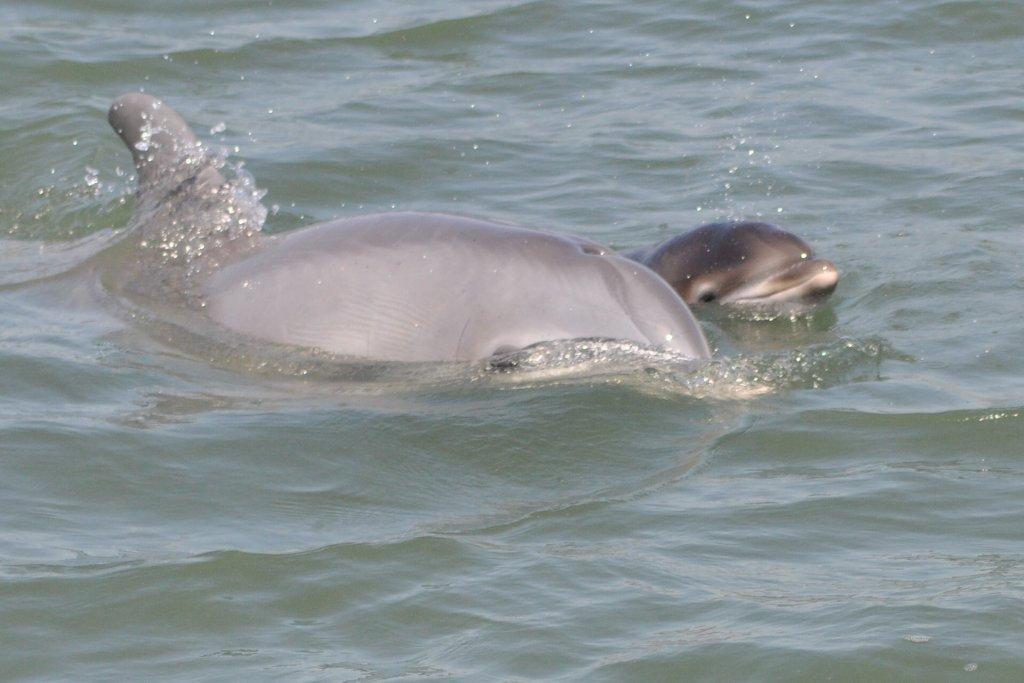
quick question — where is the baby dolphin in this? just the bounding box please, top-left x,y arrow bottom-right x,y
107,93 -> 711,363
623,221 -> 838,306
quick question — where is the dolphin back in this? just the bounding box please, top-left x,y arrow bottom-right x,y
202,213 -> 712,362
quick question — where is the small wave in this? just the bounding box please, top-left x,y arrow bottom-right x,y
0,229 -> 123,287
103,300 -> 895,405
483,335 -> 894,398
0,157 -> 135,286
2,152 -> 134,243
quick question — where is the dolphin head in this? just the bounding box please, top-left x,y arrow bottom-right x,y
644,221 -> 838,306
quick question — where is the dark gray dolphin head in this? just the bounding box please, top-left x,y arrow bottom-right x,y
633,221 -> 838,307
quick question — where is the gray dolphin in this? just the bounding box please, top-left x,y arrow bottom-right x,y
107,93 -> 711,363
623,221 -> 838,306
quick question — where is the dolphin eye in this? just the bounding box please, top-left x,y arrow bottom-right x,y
698,291 -> 717,303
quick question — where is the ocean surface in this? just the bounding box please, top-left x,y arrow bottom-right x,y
2,0 -> 1023,679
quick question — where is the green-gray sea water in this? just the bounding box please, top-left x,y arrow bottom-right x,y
2,0 -> 1023,679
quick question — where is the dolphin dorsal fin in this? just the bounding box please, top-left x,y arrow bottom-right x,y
106,93 -> 266,281
108,92 -> 223,189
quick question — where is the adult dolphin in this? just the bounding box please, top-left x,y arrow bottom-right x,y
107,93 -> 711,363
622,221 -> 839,307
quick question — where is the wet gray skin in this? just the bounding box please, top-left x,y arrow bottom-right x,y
622,222 -> 839,307
108,93 -> 711,363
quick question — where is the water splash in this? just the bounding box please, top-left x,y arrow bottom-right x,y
127,129 -> 267,262
118,130 -> 268,303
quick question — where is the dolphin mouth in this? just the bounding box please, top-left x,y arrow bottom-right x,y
722,258 -> 838,305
